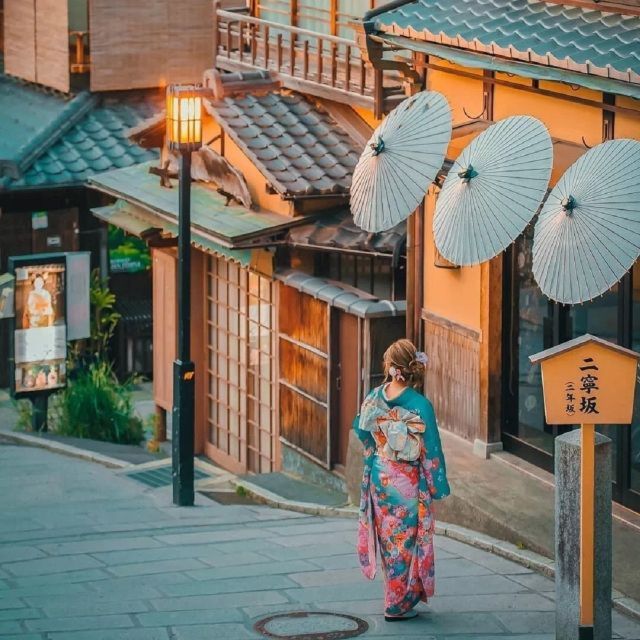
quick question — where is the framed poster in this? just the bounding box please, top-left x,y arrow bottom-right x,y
9,254 -> 67,397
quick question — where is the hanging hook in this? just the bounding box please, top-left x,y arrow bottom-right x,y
581,120 -> 612,149
463,91 -> 489,120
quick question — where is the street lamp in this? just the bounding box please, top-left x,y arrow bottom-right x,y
166,84 -> 203,506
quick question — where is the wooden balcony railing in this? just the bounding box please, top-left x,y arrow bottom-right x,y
214,8 -> 403,114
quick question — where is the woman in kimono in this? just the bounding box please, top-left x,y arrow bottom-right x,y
354,338 -> 450,621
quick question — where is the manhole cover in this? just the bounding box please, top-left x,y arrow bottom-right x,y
254,612 -> 368,640
126,465 -> 209,488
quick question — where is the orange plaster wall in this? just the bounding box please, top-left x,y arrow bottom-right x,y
493,81 -> 602,144
423,187 -> 481,331
354,106 -> 381,128
204,115 -> 291,216
616,95 -> 640,141
427,60 -> 484,125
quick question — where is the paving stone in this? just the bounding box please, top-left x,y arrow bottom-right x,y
41,599 -> 150,618
26,614 -> 135,633
272,532 -> 354,548
286,581 -> 383,603
48,629 -> 170,640
186,559 -> 317,581
11,568 -> 113,587
158,573 -> 297,597
0,621 -> 22,634
0,635 -> 43,640
108,557 -> 207,577
1,580 -> 93,600
262,520 -> 356,536
0,546 -> 46,563
436,558 -> 494,578
83,573 -> 193,593
436,574 -> 529,596
136,608 -> 243,627
198,551 -> 270,568
436,538 -> 534,575
306,554 -> 360,570
289,567 -> 374,587
612,610 -> 640,639
427,593 -> 556,613
449,636 -> 554,640
152,591 -> 288,611
506,572 -> 556,592
493,611 -> 557,634
261,542 -> 354,561
0,598 -> 25,611
155,528 -> 270,545
172,623 -> 260,639
6,554 -> 103,577
0,608 -> 41,622
38,536 -> 163,556
92,543 -> 230,566
368,612 -> 505,636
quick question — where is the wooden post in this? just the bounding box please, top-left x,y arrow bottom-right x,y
580,423 -> 595,635
212,0 -> 220,68
330,0 -> 337,36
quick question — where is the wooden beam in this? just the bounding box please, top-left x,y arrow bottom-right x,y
478,255 -> 503,446
330,0 -> 337,36
415,60 -> 640,118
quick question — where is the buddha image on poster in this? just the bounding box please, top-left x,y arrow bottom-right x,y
13,264 -> 66,393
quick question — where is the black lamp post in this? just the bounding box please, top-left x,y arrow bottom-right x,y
166,84 -> 203,506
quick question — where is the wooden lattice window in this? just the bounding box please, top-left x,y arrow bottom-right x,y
206,256 -> 277,473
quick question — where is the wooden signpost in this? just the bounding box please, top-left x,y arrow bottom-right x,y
530,334 -> 640,639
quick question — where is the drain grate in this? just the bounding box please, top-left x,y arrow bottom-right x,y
126,464 -> 209,488
254,612 -> 369,640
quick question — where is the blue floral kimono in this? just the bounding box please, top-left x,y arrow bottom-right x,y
353,384 -> 450,615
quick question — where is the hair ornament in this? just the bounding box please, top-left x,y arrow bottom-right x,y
415,351 -> 428,365
388,366 -> 405,382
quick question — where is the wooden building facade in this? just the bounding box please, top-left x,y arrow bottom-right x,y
90,64 -> 407,481
360,0 -> 640,512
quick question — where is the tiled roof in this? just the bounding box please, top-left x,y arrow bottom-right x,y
89,161 -> 310,246
288,210 -> 406,256
205,92 -> 361,197
0,82 -> 162,191
372,0 -> 640,85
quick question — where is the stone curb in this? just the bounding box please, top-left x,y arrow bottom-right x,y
232,476 -> 640,623
0,429 -> 131,469
231,477 -> 358,518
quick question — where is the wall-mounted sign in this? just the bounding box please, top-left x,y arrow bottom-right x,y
31,211 -> 48,230
12,260 -> 67,394
108,225 -> 151,273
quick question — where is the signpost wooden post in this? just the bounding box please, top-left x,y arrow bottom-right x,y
530,334 -> 640,639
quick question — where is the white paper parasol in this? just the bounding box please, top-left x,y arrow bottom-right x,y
533,138 -> 640,304
434,116 -> 553,266
350,91 -> 452,233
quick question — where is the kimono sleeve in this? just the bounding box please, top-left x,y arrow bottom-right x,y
353,390 -> 376,451
420,398 -> 451,500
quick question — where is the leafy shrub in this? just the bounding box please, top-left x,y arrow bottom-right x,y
53,360 -> 144,444
52,271 -> 143,444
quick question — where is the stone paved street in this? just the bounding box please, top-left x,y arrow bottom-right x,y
1,444 -> 639,640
